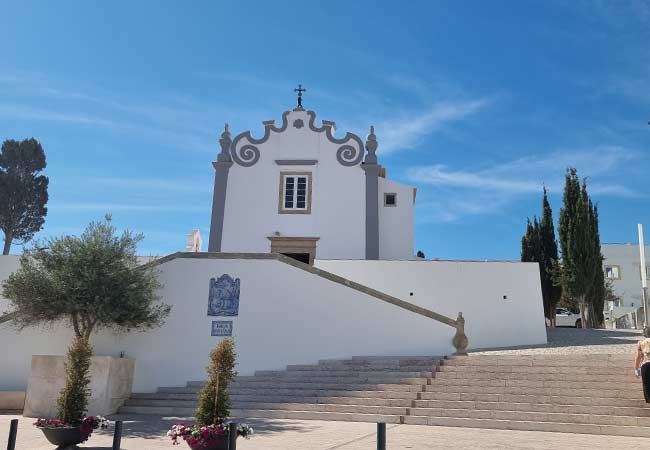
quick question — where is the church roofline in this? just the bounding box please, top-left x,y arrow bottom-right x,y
227,109 -> 367,167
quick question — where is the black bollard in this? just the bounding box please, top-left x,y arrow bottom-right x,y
377,422 -> 386,450
112,420 -> 123,450
6,419 -> 18,450
228,422 -> 237,450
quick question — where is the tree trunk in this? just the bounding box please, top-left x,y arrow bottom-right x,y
578,296 -> 587,328
2,232 -> 12,255
585,301 -> 597,328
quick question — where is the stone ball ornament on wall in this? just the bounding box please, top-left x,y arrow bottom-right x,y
208,274 -> 241,316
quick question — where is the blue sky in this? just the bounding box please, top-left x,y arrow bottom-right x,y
0,1 -> 648,259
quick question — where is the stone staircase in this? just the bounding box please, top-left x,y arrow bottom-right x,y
119,356 -> 443,423
119,353 -> 650,437
403,353 -> 650,437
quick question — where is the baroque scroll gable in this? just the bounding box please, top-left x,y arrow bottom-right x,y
228,110 -> 365,167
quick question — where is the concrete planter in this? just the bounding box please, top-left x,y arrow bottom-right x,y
23,355 -> 134,418
0,391 -> 25,411
40,426 -> 91,449
187,435 -> 230,450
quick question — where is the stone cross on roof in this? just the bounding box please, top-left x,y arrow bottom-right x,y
294,84 -> 306,110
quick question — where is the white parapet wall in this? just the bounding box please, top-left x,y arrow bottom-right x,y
1,254 -> 458,392
315,259 -> 548,350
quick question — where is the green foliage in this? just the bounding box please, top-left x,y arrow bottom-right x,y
57,336 -> 92,424
521,187 -> 562,322
195,338 -> 237,426
0,138 -> 49,254
558,169 -> 604,328
2,216 -> 171,340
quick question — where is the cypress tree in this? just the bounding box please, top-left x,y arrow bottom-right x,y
588,203 -> 605,327
521,188 -> 562,324
559,170 -> 598,328
540,187 -> 562,325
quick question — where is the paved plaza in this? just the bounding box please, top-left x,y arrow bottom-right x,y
3,414 -> 650,450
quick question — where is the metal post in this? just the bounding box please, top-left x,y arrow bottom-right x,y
112,420 -> 123,450
6,419 -> 18,450
228,422 -> 237,450
639,224 -> 648,328
377,422 -> 386,450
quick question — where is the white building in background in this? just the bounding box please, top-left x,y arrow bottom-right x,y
0,92 -> 547,395
602,243 -> 650,310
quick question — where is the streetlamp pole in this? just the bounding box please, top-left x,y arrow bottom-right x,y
639,224 -> 648,328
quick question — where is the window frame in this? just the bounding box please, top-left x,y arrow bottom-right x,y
278,171 -> 312,215
384,192 -> 397,207
604,264 -> 622,280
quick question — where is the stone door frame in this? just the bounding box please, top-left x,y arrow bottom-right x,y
267,236 -> 320,265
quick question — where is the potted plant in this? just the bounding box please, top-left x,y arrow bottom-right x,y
168,338 -> 253,449
3,216 -> 171,447
33,337 -> 111,448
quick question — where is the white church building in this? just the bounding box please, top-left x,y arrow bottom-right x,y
0,93 -> 547,409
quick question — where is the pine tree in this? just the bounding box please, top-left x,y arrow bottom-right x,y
0,138 -> 49,254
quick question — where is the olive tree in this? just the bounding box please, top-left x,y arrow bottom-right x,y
2,216 -> 171,340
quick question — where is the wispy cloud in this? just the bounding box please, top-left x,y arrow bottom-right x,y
377,99 -> 490,154
408,145 -> 644,224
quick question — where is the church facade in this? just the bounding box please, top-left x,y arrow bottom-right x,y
208,104 -> 414,262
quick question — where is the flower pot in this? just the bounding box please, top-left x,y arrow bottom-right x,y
186,435 -> 231,450
40,426 -> 91,449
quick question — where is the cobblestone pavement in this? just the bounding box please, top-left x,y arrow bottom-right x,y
3,414 -> 650,450
472,327 -> 642,355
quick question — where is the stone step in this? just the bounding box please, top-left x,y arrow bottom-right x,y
119,405 -> 196,416
246,371 -> 433,379
435,370 -> 637,383
229,382 -> 426,393
446,355 -> 634,368
424,384 -> 643,399
231,389 -> 419,399
408,407 -> 650,427
412,399 -> 650,417
124,398 -> 197,407
157,385 -> 422,395
131,392 -> 199,400
231,408 -> 402,424
232,396 -> 413,407
440,364 -> 636,376
402,415 -> 650,438
231,402 -> 407,415
316,359 -> 441,369
431,378 -> 640,391
421,391 -> 649,408
286,365 -> 438,372
230,378 -> 430,387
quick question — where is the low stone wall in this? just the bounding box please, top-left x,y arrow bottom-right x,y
23,355 -> 134,418
0,391 -> 25,411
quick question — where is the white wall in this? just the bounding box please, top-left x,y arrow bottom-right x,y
378,177 -> 415,260
314,259 -> 547,350
602,243 -> 650,308
0,255 -> 456,392
221,110 -> 367,259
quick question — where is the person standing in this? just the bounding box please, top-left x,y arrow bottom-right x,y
634,327 -> 650,402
